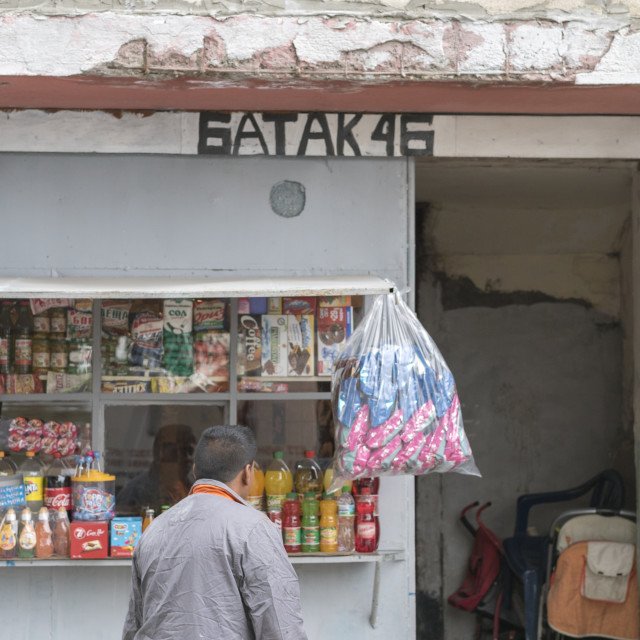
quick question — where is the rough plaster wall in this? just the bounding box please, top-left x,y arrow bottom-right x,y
413,161 -> 634,639
0,12 -> 639,84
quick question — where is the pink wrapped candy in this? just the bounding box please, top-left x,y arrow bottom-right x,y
352,444 -> 372,475
366,434 -> 403,473
401,401 -> 436,443
364,408 -> 403,449
391,431 -> 426,473
346,405 -> 370,452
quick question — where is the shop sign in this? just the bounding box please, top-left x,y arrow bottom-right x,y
198,112 -> 434,157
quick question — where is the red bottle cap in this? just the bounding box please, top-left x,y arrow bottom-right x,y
304,451 -> 315,458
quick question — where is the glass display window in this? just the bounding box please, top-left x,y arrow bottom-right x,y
0,298 -> 93,395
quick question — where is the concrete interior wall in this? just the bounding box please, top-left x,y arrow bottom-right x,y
413,159 -> 636,639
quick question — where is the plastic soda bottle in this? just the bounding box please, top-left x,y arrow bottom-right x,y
355,487 -> 378,553
53,506 -> 71,557
265,452 -> 293,532
0,301 -> 12,375
337,486 -> 356,552
18,507 -> 37,558
0,451 -> 16,476
294,451 -> 323,502
142,508 -> 155,532
35,507 -> 54,559
44,452 -> 73,519
301,493 -> 320,553
20,451 -> 44,513
13,301 -> 33,374
0,508 -> 18,558
319,495 -> 338,553
248,461 -> 265,511
282,493 -> 301,553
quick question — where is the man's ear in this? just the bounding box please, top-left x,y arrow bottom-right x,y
242,463 -> 253,487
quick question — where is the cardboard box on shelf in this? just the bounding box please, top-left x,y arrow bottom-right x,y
287,315 -> 315,377
261,315 -> 288,376
282,297 -> 317,315
71,521 -> 109,559
317,307 -> 352,376
238,315 -> 262,377
110,517 -> 142,558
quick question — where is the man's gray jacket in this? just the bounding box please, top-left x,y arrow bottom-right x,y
122,479 -> 308,640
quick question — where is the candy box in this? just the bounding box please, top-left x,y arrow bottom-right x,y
282,297 -> 317,315
287,315 -> 314,376
71,521 -> 109,559
110,517 -> 142,557
261,315 -> 288,376
317,307 -> 352,375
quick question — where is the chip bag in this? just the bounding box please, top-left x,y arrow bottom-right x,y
331,293 -> 480,482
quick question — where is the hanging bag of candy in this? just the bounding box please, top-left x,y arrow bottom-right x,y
331,292 -> 480,482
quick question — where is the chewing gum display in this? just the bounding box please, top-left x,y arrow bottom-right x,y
331,293 -> 479,483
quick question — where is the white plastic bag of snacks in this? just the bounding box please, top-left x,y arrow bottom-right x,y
331,293 -> 480,481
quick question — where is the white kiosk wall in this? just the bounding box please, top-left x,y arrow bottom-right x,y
0,154 -> 415,640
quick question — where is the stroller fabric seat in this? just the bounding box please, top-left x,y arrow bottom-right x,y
547,540 -> 639,640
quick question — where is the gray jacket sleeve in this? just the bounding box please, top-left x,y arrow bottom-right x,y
240,520 -> 308,640
122,555 -> 143,640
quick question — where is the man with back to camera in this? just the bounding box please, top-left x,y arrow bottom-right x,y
122,424 -> 308,640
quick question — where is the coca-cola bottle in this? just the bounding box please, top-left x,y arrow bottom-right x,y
44,452 -> 73,519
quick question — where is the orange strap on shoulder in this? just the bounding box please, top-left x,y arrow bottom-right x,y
189,483 -> 244,504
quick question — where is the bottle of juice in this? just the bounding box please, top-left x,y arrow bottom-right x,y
18,507 -> 37,558
354,477 -> 380,546
142,508 -> 155,532
355,487 -> 378,553
319,495 -> 338,553
0,508 -> 18,558
265,452 -> 293,532
282,493 -> 301,553
294,451 -> 323,501
248,461 -> 265,511
301,493 -> 320,553
337,486 -> 356,552
35,507 -> 54,559
53,506 -> 71,557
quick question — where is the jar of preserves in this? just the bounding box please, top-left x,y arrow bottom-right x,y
33,309 -> 50,335
50,307 -> 66,337
32,336 -> 50,377
50,339 -> 68,373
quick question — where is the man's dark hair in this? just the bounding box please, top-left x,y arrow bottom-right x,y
194,425 -> 257,483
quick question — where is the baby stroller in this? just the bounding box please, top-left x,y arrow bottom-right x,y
540,507 -> 638,640
448,502 -> 524,640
